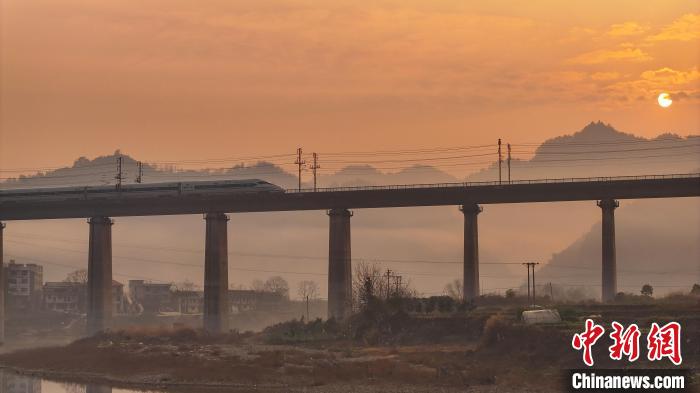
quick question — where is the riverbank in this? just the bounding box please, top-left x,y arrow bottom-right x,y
0,319 -> 575,392
1,309 -> 697,392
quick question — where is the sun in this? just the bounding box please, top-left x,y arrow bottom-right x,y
657,92 -> 672,108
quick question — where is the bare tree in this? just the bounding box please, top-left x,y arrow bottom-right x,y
297,280 -> 320,301
264,276 -> 290,298
353,260 -> 384,310
444,278 -> 463,302
352,261 -> 416,310
174,280 -> 199,292
692,284 -> 700,295
65,269 -> 88,284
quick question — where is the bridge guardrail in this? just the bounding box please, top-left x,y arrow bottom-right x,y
285,173 -> 700,193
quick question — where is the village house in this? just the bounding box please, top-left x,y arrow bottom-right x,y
43,280 -> 127,315
128,280 -> 177,313
5,260 -> 44,312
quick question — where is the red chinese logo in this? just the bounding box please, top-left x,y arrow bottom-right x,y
572,320 -> 682,366
647,322 -> 682,365
572,319 -> 605,366
609,322 -> 640,362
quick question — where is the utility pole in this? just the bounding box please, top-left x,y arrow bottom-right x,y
524,263 -> 530,304
497,139 -> 502,184
549,282 -> 554,303
115,155 -> 123,190
386,269 -> 392,298
136,161 -> 143,183
394,275 -> 402,296
294,148 -> 305,191
310,153 -> 320,191
532,263 -> 537,305
380,270 -> 402,298
522,262 -> 540,307
507,143 -> 511,183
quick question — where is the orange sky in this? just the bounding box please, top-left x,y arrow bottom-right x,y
1,0 -> 699,175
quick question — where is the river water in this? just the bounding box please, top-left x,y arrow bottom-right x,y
0,370 -> 150,393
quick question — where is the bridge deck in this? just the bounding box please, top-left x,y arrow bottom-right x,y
1,173 -> 699,220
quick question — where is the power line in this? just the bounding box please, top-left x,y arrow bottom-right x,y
5,253 -> 172,284
7,232 -> 700,275
516,143 -> 700,155
148,153 -> 296,166
2,143 -> 697,185
2,136 -> 698,174
4,236 -> 527,266
0,162 -> 115,174
320,144 -> 495,157
5,242 -> 328,277
6,236 -> 697,279
321,151 -> 497,165
514,137 -> 700,148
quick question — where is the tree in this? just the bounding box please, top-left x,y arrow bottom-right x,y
65,269 -> 88,284
297,280 -> 320,301
174,280 -> 198,292
505,289 -> 516,299
641,284 -> 653,297
352,260 -> 416,311
691,284 -> 700,295
352,260 -> 388,309
264,276 -> 290,298
444,279 -> 463,301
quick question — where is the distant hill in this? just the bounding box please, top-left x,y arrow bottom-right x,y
2,121 -> 698,189
536,197 -> 700,299
467,121 -> 700,181
1,122 -> 698,299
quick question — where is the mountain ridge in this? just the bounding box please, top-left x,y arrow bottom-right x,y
3,122 -> 698,190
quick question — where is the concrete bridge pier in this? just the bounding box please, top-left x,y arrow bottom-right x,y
87,217 -> 114,335
204,212 -> 230,334
328,208 -> 352,320
0,222 -> 5,342
461,204 -> 482,303
598,199 -> 619,302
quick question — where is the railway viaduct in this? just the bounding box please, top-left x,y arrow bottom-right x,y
0,174 -> 698,337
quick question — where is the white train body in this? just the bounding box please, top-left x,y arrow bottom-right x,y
0,179 -> 284,203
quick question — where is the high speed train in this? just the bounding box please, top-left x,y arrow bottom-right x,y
0,179 -> 284,203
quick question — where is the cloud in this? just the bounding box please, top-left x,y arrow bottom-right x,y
567,47 -> 652,65
640,67 -> 700,85
670,91 -> 700,101
647,13 -> 700,42
607,21 -> 648,36
591,72 -> 621,81
599,67 -> 700,106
